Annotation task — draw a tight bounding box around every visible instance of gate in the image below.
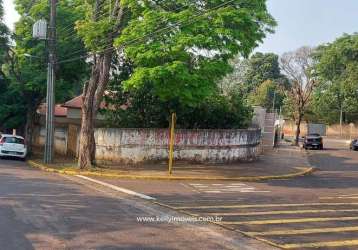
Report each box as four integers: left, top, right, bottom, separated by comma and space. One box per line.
67, 124, 79, 157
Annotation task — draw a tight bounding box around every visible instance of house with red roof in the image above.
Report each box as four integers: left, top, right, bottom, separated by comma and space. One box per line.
35, 95, 110, 156
61, 95, 107, 122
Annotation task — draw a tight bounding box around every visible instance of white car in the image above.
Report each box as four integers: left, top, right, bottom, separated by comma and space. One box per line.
0, 134, 27, 159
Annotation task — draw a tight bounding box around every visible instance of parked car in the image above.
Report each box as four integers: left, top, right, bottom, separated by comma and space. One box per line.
0, 134, 27, 159
351, 139, 358, 151
303, 133, 323, 150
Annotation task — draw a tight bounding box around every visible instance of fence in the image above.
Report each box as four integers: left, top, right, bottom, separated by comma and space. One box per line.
283, 120, 358, 139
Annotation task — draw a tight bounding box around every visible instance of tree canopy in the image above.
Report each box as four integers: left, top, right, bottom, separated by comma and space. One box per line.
99, 0, 277, 107
243, 52, 288, 93
0, 0, 89, 140
311, 33, 358, 124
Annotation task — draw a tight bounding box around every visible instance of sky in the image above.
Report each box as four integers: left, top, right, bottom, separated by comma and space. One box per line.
4, 0, 19, 31
3, 0, 358, 55
257, 0, 358, 54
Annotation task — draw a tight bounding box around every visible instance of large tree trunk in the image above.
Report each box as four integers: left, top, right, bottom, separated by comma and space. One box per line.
78, 53, 112, 169
77, 1, 124, 169
25, 107, 36, 155
294, 114, 303, 146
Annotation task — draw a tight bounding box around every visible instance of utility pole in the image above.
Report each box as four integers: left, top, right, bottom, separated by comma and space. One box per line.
44, 0, 57, 163
272, 91, 276, 112
340, 105, 343, 138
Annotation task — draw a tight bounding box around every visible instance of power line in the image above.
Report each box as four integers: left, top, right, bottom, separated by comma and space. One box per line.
59, 1, 193, 45
59, 0, 235, 64
58, 1, 233, 64
57, 0, 110, 35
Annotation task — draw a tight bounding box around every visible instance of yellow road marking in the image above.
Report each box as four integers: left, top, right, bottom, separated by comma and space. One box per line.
205, 208, 358, 216
247, 226, 358, 236
282, 240, 358, 249
175, 202, 358, 210
220, 216, 358, 225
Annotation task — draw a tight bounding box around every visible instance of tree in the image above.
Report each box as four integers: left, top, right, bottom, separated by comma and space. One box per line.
244, 52, 288, 93
218, 55, 248, 95
248, 79, 284, 111
76, 0, 276, 169
281, 46, 318, 145
7, 0, 88, 152
312, 33, 358, 124
219, 52, 288, 97
103, 82, 252, 129
0, 0, 14, 130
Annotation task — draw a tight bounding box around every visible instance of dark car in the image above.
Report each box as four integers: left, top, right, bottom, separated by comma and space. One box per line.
303, 133, 323, 150
351, 139, 358, 151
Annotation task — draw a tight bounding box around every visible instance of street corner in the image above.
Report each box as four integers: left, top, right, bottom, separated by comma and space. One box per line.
26, 158, 315, 183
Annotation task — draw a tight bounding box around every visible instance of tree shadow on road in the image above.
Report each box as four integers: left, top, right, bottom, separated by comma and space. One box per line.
0, 162, 235, 250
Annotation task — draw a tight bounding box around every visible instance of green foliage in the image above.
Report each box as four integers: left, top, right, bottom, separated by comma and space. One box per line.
219, 52, 288, 98
75, 0, 276, 129
0, 0, 22, 129
0, 0, 89, 130
311, 33, 358, 124
107, 0, 276, 107
103, 82, 252, 129
243, 52, 288, 93
248, 79, 284, 111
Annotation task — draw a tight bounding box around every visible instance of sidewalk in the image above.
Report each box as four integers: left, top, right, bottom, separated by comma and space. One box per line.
28, 144, 314, 181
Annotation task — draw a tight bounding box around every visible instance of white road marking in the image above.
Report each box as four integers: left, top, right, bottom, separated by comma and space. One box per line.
75, 175, 156, 200
320, 194, 358, 199
188, 183, 270, 193
321, 196, 358, 199
240, 190, 271, 193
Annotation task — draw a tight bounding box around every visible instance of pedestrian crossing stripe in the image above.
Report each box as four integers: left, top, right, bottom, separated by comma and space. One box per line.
247, 226, 358, 236
282, 239, 358, 249
175, 202, 358, 210
320, 194, 358, 199
320, 196, 358, 199
187, 183, 270, 193
221, 216, 358, 225
203, 208, 358, 216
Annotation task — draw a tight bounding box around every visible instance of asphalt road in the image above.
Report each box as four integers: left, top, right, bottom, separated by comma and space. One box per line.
0, 157, 274, 250
1, 138, 357, 249
94, 138, 358, 249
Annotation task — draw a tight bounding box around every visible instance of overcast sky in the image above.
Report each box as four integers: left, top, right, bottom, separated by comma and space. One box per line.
4, 0, 358, 55
4, 0, 19, 31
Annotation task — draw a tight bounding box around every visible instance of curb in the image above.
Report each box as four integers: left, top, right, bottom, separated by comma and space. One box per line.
27, 160, 315, 182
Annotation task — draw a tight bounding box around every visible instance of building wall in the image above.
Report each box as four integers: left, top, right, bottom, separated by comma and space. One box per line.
66, 108, 82, 119
37, 127, 68, 155
67, 108, 105, 120
94, 128, 261, 165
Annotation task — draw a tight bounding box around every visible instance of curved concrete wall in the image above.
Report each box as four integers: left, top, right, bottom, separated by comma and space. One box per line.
94, 128, 261, 165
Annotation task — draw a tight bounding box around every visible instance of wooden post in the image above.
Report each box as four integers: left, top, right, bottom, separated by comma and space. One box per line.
168, 113, 176, 175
